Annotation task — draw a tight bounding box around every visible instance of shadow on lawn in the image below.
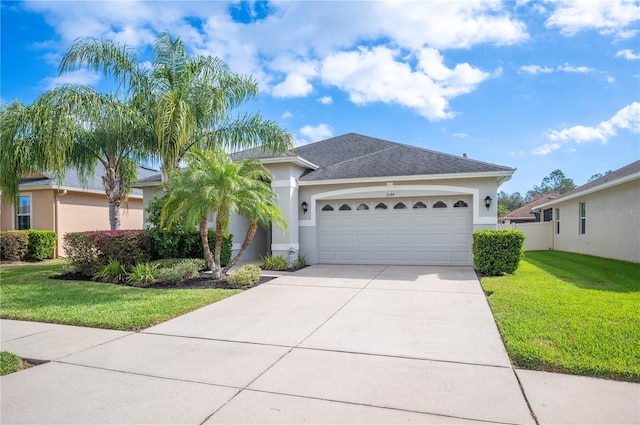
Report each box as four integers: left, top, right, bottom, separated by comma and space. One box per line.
524, 250, 640, 293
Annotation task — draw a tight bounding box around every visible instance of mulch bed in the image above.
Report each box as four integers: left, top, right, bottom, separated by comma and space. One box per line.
50, 271, 275, 290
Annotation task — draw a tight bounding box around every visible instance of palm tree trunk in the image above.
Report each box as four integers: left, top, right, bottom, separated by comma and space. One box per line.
102, 167, 122, 230
212, 214, 224, 279
223, 223, 257, 272
199, 215, 215, 272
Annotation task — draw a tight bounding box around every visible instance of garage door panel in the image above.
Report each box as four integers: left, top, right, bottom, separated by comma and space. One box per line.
318, 197, 472, 266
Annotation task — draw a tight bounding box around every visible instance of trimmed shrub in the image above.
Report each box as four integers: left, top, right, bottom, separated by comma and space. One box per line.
25, 230, 57, 260
472, 230, 525, 276
260, 254, 289, 271
63, 230, 152, 276
227, 264, 262, 288
0, 231, 29, 261
153, 258, 205, 283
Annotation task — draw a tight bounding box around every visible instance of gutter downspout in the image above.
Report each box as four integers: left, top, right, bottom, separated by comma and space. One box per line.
54, 190, 67, 258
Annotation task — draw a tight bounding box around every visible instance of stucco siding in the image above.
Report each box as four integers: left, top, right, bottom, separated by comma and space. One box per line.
552, 180, 639, 263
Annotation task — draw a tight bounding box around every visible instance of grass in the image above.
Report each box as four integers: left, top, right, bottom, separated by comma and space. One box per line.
481, 250, 640, 382
0, 260, 240, 331
0, 351, 26, 375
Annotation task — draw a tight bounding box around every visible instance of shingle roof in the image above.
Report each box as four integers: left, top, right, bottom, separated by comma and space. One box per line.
503, 193, 560, 220
555, 160, 640, 199
19, 164, 158, 196
235, 133, 514, 181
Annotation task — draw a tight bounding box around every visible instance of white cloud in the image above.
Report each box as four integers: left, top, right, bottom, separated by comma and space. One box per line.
533, 143, 561, 155
519, 65, 554, 74
317, 96, 333, 105
281, 111, 292, 119
557, 63, 593, 73
606, 75, 616, 83
321, 46, 494, 120
546, 0, 640, 37
615, 49, 640, 60
547, 102, 640, 143
451, 133, 469, 138
41, 69, 101, 89
271, 73, 314, 98
298, 124, 333, 145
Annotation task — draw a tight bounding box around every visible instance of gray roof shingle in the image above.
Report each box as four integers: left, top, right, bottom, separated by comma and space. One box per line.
233, 133, 514, 181
553, 160, 640, 200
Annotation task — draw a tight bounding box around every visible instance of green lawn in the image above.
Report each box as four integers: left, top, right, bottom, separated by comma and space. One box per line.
0, 260, 240, 331
0, 351, 26, 375
481, 250, 640, 382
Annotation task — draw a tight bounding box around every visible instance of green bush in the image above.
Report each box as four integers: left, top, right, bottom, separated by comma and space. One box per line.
261, 254, 289, 271
145, 197, 232, 265
0, 231, 29, 261
25, 230, 57, 260
227, 264, 262, 288
472, 230, 525, 276
94, 259, 127, 283
127, 263, 158, 287
294, 254, 307, 270
153, 258, 205, 283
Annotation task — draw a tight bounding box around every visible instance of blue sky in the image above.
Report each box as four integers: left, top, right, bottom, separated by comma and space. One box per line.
1, 0, 639, 194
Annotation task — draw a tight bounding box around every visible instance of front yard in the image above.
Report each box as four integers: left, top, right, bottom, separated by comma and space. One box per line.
481, 250, 640, 382
0, 261, 240, 331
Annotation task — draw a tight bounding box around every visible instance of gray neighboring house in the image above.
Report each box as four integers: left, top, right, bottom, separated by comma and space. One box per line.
134, 133, 515, 266
533, 160, 640, 263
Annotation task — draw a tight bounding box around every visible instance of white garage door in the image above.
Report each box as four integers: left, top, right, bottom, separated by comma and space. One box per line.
318, 197, 472, 266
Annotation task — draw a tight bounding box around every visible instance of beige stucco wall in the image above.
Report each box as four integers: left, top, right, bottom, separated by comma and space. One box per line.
551, 179, 639, 263
510, 222, 553, 251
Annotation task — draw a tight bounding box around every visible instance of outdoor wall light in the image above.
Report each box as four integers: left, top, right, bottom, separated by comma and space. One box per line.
301, 201, 309, 214
484, 196, 492, 209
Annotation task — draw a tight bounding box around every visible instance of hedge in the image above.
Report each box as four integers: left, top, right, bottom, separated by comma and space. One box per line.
25, 230, 57, 260
0, 231, 29, 261
472, 229, 525, 276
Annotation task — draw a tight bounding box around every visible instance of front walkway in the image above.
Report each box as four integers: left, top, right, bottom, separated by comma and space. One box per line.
1, 265, 638, 424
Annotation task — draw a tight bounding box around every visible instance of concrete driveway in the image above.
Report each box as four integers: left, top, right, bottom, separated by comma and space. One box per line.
2, 265, 535, 424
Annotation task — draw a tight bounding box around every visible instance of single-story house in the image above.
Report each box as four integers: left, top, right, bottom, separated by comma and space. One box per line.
0, 165, 157, 257
135, 133, 515, 266
533, 160, 640, 263
499, 193, 560, 224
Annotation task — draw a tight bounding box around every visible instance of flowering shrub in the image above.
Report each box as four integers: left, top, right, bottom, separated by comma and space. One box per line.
0, 231, 29, 261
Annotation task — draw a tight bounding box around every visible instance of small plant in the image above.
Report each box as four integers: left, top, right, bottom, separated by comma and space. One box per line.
127, 263, 158, 287
0, 351, 25, 376
293, 254, 307, 270
153, 258, 205, 283
260, 254, 288, 271
226, 264, 262, 288
94, 259, 127, 283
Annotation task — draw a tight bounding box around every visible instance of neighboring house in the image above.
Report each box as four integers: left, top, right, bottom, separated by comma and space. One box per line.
0, 165, 158, 257
135, 133, 515, 266
499, 193, 560, 224
533, 160, 640, 263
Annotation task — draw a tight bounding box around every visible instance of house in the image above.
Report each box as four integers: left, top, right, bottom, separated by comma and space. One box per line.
533, 160, 640, 263
136, 133, 515, 266
0, 165, 158, 257
499, 193, 560, 224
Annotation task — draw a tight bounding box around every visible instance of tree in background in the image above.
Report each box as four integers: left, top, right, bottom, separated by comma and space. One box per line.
525, 169, 576, 202
59, 31, 293, 184
587, 170, 612, 182
0, 85, 150, 229
161, 148, 279, 278
497, 191, 525, 215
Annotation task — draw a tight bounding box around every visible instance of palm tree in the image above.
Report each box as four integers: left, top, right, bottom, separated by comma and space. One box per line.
161, 148, 279, 278
59, 31, 293, 184
0, 85, 150, 229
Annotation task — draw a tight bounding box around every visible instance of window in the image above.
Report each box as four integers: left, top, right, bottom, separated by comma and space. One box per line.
579, 202, 586, 234
453, 200, 468, 208
339, 204, 352, 211
321, 204, 334, 211
375, 202, 388, 210
413, 201, 427, 209
543, 208, 553, 222
356, 203, 369, 210
433, 201, 447, 208
393, 202, 407, 210
555, 208, 560, 234
17, 195, 31, 230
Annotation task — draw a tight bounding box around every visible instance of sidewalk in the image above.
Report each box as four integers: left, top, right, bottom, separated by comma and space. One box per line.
1, 265, 639, 424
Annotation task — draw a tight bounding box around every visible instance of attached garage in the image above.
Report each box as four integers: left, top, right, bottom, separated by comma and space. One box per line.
318, 196, 473, 266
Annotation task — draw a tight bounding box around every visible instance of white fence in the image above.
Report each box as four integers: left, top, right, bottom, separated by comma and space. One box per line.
497, 222, 553, 251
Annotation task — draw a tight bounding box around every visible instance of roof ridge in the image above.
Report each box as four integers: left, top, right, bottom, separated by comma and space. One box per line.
315, 144, 397, 170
